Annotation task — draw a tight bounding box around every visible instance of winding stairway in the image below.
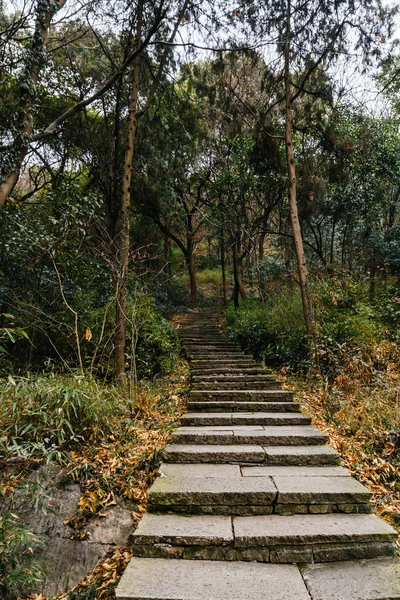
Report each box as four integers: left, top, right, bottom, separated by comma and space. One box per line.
117, 310, 400, 600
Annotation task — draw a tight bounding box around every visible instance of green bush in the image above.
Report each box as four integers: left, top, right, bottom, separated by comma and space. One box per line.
127, 293, 180, 378
0, 374, 121, 459
0, 513, 45, 599
225, 278, 399, 375
225, 293, 309, 370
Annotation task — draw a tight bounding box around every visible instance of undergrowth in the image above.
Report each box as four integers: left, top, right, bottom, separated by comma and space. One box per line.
1, 361, 190, 600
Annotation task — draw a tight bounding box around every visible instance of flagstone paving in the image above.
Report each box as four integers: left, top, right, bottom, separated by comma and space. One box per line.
116, 310, 400, 600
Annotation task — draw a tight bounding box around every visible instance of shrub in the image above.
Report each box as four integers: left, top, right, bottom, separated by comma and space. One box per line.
0, 374, 121, 459
225, 293, 309, 370
127, 293, 180, 379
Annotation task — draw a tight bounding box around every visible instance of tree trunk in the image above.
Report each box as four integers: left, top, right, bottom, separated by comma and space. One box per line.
114, 4, 143, 386
164, 233, 171, 300
186, 239, 197, 307
220, 230, 227, 305
232, 239, 241, 308
284, 0, 315, 340
0, 0, 67, 208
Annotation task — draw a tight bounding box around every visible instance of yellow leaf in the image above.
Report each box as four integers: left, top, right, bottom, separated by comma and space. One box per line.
85, 327, 93, 341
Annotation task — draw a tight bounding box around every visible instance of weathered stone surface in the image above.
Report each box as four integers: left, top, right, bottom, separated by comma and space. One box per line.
181, 413, 310, 427
264, 445, 341, 466
148, 474, 276, 507
85, 504, 134, 544
163, 444, 267, 464
132, 513, 233, 546
190, 390, 294, 402
241, 466, 350, 477
159, 463, 241, 479
312, 541, 395, 562
187, 401, 302, 413
117, 558, 311, 600
302, 557, 400, 599
34, 536, 108, 597
274, 476, 371, 505
233, 514, 396, 547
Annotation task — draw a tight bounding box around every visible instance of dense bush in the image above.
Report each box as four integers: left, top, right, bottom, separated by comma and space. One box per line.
225, 292, 309, 370
129, 292, 181, 378
225, 277, 400, 375
0, 375, 121, 459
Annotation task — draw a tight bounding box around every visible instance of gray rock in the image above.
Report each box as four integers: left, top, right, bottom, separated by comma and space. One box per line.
264, 445, 341, 466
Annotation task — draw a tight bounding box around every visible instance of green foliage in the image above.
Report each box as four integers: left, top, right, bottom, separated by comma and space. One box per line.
0, 513, 45, 600
128, 292, 180, 379
0, 375, 121, 459
225, 278, 399, 375
225, 294, 309, 370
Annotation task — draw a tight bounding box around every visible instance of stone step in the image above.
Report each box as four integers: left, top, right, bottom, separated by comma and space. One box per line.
159, 463, 350, 479
188, 354, 248, 360
163, 443, 341, 466
190, 390, 294, 402
302, 557, 400, 600
191, 368, 269, 376
147, 471, 372, 515
180, 412, 311, 426
187, 401, 302, 413
191, 380, 282, 390
171, 425, 328, 446
130, 513, 396, 563
192, 374, 276, 381
116, 558, 311, 600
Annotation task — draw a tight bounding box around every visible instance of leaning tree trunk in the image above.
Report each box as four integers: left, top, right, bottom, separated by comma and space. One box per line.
114, 3, 143, 386
284, 0, 315, 341
0, 0, 68, 208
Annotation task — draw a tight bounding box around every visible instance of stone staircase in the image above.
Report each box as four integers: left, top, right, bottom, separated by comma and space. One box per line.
116, 310, 400, 600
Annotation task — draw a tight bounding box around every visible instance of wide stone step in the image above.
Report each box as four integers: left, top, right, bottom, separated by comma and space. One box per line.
192, 368, 269, 376
130, 513, 396, 563
302, 557, 400, 600
190, 390, 294, 402
180, 412, 311, 426
163, 443, 341, 466
171, 425, 328, 446
187, 401, 302, 412
159, 463, 351, 479
191, 380, 282, 390
148, 471, 372, 515
192, 374, 276, 382
116, 558, 311, 600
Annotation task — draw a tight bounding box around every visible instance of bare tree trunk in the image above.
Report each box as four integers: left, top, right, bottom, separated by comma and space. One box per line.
114, 3, 143, 386
220, 230, 227, 305
164, 233, 171, 300
186, 238, 197, 307
0, 0, 67, 208
284, 0, 315, 340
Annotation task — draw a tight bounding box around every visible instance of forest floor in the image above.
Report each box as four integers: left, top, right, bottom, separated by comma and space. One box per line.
280, 370, 400, 548
1, 361, 190, 600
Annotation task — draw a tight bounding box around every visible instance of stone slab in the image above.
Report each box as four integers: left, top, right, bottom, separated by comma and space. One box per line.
163, 444, 266, 463
302, 557, 400, 599
181, 413, 310, 425
187, 402, 301, 413
159, 463, 241, 479
264, 445, 340, 466
274, 476, 371, 504
233, 514, 396, 547
116, 558, 311, 600
241, 466, 351, 477
132, 513, 233, 546
148, 474, 276, 506
172, 426, 327, 446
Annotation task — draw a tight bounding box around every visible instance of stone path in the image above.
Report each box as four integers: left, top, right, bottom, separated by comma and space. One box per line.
117, 310, 400, 600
